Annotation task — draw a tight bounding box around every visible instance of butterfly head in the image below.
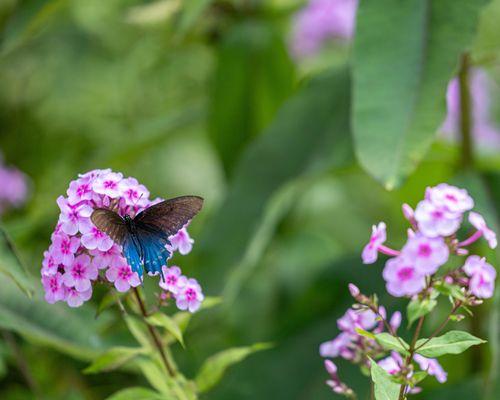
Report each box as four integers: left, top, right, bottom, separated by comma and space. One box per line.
123, 214, 136, 233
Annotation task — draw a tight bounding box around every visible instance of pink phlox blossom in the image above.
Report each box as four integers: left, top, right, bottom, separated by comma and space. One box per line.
414, 354, 447, 383
66, 286, 92, 308
159, 266, 183, 294
469, 211, 497, 249
56, 196, 93, 236
426, 184, 474, 214
175, 277, 204, 313
42, 273, 66, 304
169, 227, 194, 255
401, 233, 449, 275
362, 222, 387, 264
414, 199, 461, 238
463, 255, 496, 299
62, 254, 97, 292
383, 256, 426, 297
106, 259, 142, 292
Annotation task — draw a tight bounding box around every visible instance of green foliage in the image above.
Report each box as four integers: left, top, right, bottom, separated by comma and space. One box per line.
195, 343, 273, 393
209, 20, 295, 175
106, 387, 166, 400
407, 298, 438, 327
146, 312, 185, 347
374, 333, 409, 355
84, 347, 146, 374
370, 358, 401, 400
415, 330, 486, 358
353, 0, 488, 188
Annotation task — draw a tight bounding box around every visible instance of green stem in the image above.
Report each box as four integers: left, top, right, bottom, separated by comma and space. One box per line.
458, 53, 474, 169
415, 301, 461, 351
132, 288, 176, 377
398, 316, 425, 400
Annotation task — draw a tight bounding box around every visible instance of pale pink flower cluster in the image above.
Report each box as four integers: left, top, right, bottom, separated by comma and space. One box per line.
41, 169, 203, 309
0, 153, 29, 215
290, 0, 358, 58
159, 266, 204, 312
362, 184, 497, 298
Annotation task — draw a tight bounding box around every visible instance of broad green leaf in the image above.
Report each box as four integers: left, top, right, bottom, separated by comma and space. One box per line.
407, 298, 437, 327
353, 0, 489, 188
199, 68, 352, 291
374, 333, 409, 355
106, 387, 165, 400
415, 330, 486, 357
0, 280, 106, 360
370, 358, 401, 400
208, 20, 295, 175
195, 342, 272, 393
473, 0, 500, 60
137, 358, 172, 395
84, 347, 146, 374
0, 226, 34, 297
125, 316, 151, 349
146, 312, 184, 347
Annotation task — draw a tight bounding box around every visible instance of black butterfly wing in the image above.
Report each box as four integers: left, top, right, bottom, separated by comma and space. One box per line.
90, 208, 128, 245
134, 196, 204, 237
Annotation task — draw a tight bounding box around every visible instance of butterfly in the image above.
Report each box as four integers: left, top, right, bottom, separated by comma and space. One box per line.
90, 196, 203, 281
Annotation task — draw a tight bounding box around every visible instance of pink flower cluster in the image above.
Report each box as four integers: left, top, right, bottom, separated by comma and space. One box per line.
362, 184, 497, 298
441, 68, 500, 151
290, 0, 358, 59
320, 305, 401, 362
0, 153, 29, 215
41, 169, 203, 310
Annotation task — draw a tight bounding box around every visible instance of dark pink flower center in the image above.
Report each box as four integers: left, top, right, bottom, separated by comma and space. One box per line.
432, 210, 443, 219
50, 278, 59, 291
397, 267, 414, 282
61, 240, 70, 253
185, 288, 197, 301
418, 244, 432, 257
166, 275, 177, 285
445, 194, 457, 202
73, 264, 85, 278
118, 267, 132, 280
104, 180, 117, 189
77, 184, 90, 197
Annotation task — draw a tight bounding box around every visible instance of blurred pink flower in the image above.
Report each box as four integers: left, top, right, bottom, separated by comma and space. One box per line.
169, 227, 194, 255
426, 184, 474, 214
159, 266, 183, 294
0, 154, 29, 214
414, 354, 447, 383
383, 256, 426, 297
415, 200, 461, 238
441, 68, 500, 151
463, 255, 496, 298
401, 233, 449, 275
66, 286, 92, 308
468, 211, 497, 249
362, 222, 387, 264
176, 277, 204, 312
291, 0, 358, 58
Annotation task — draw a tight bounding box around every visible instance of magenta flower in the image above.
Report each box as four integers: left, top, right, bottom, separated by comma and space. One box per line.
426, 184, 474, 214
51, 233, 80, 267
414, 354, 447, 383
415, 200, 461, 238
42, 168, 203, 308
401, 233, 449, 275
320, 332, 353, 359
378, 351, 404, 375
469, 211, 497, 249
159, 266, 183, 294
337, 308, 377, 334
92, 171, 124, 198
291, 0, 358, 58
463, 256, 496, 299
62, 254, 97, 292
66, 286, 92, 308
106, 260, 142, 292
362, 222, 387, 264
175, 277, 204, 312
0, 154, 29, 214
80, 223, 114, 251
57, 196, 93, 236
383, 256, 426, 297
42, 273, 66, 304
169, 227, 194, 255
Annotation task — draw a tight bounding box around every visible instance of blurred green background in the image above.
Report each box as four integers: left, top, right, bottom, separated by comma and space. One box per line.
0, 0, 499, 399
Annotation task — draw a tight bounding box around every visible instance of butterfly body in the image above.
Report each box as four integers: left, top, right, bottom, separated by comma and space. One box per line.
91, 196, 203, 281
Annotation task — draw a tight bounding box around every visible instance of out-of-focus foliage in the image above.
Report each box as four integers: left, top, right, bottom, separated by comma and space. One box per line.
0, 0, 499, 399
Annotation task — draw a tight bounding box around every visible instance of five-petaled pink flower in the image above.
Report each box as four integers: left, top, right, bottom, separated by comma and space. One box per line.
106, 260, 142, 292
80, 223, 114, 251
92, 171, 123, 198
169, 227, 194, 255
175, 277, 204, 312
426, 183, 474, 214
57, 196, 93, 236
401, 233, 449, 275
51, 233, 80, 267
42, 250, 59, 276
66, 178, 93, 204
159, 266, 183, 294
415, 200, 461, 238
469, 211, 497, 249
62, 254, 97, 292
362, 222, 387, 264
383, 256, 426, 297
66, 286, 92, 308
118, 177, 150, 206
463, 255, 496, 298
42, 273, 66, 304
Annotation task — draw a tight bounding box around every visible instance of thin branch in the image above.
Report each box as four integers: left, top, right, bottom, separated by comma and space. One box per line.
132, 287, 176, 377
398, 316, 425, 400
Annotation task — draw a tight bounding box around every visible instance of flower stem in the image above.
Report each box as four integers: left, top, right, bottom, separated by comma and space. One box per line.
458, 52, 474, 169
132, 287, 176, 377
398, 316, 425, 400
457, 230, 483, 248
378, 245, 400, 257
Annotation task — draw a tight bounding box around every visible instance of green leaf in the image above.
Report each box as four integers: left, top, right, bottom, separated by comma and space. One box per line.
84, 347, 146, 374
0, 280, 106, 360
374, 333, 409, 355
106, 387, 165, 400
0, 226, 35, 297
208, 20, 295, 175
473, 0, 500, 60
198, 67, 352, 292
370, 358, 401, 400
125, 316, 151, 349
176, 0, 213, 37
434, 281, 466, 301
136, 359, 173, 395
355, 328, 376, 340
146, 312, 184, 347
407, 298, 438, 327
195, 342, 273, 393
353, 0, 489, 188
415, 330, 486, 357
411, 371, 428, 385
